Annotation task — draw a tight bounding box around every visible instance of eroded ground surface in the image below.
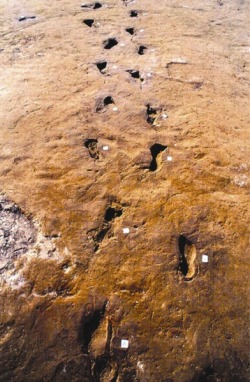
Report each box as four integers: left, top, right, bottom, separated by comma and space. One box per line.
0, 0, 249, 381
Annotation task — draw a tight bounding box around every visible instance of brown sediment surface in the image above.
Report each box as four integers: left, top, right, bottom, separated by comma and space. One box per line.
0, 0, 249, 380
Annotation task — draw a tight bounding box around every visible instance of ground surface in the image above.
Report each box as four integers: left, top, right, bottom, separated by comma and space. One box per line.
0, 0, 249, 381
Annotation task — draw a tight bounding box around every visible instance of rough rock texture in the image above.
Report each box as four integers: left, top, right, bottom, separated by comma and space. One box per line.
0, 0, 249, 381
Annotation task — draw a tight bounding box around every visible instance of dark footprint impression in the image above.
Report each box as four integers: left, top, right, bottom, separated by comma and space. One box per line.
103, 38, 118, 49
138, 45, 147, 55
84, 139, 99, 159
125, 27, 135, 35
178, 235, 198, 281
18, 16, 36, 22
81, 2, 102, 9
146, 104, 159, 125
96, 96, 115, 112
149, 143, 167, 172
130, 10, 139, 17
83, 19, 95, 27
92, 202, 123, 251
126, 70, 144, 82
96, 61, 107, 74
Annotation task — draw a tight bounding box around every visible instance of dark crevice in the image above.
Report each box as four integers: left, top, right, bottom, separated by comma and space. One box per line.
125, 27, 135, 35
96, 61, 107, 74
78, 302, 107, 353
83, 19, 94, 27
146, 104, 158, 125
138, 45, 147, 55
149, 143, 167, 172
84, 139, 99, 159
130, 10, 138, 17
103, 38, 118, 49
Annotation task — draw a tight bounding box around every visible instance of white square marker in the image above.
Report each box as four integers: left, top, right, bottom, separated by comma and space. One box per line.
120, 43, 125, 47
162, 113, 168, 119
121, 339, 129, 349
112, 65, 118, 69
139, 29, 144, 32
167, 156, 173, 161
147, 73, 152, 77
113, 106, 118, 112
202, 254, 209, 263
102, 145, 109, 151
122, 227, 130, 234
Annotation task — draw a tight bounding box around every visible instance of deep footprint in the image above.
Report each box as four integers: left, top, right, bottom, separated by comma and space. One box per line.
130, 10, 138, 17
84, 139, 99, 159
103, 38, 118, 49
146, 104, 158, 125
83, 19, 94, 27
78, 301, 107, 352
178, 235, 198, 281
96, 61, 107, 74
138, 45, 147, 55
96, 96, 114, 112
125, 27, 135, 35
149, 144, 167, 171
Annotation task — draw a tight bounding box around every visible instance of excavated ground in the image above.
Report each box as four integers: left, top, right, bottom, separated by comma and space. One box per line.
0, 0, 249, 381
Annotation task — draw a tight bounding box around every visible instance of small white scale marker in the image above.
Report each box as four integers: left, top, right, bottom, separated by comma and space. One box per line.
113, 106, 118, 112
167, 156, 173, 161
162, 113, 168, 119
102, 146, 109, 151
123, 227, 130, 234
202, 254, 209, 263
147, 73, 152, 77
120, 43, 125, 47
121, 339, 129, 349
139, 29, 144, 32
112, 65, 118, 69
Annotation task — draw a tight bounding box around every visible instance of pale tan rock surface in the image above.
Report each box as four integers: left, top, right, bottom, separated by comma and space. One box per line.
0, 0, 249, 381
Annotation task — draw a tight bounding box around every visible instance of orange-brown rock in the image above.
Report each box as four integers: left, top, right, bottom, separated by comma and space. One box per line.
0, 0, 249, 381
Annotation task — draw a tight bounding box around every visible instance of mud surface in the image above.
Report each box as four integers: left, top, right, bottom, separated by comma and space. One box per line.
0, 0, 249, 381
